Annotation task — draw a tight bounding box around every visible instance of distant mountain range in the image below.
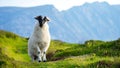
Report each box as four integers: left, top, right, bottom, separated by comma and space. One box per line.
0, 1, 120, 43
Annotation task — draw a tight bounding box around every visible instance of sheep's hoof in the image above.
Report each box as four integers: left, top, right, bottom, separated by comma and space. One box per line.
38, 60, 41, 62
43, 60, 47, 62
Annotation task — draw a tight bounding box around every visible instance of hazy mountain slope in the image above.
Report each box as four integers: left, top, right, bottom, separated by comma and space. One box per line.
0, 2, 120, 43
61, 2, 120, 42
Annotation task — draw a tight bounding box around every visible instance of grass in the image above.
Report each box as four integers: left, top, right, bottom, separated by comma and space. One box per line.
0, 30, 120, 68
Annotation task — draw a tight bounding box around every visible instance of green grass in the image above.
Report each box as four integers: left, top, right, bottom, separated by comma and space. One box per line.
0, 30, 120, 68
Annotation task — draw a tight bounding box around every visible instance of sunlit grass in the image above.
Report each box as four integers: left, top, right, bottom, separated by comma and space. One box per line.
0, 30, 120, 68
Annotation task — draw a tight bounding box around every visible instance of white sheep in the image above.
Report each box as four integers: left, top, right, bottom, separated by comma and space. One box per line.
28, 15, 51, 62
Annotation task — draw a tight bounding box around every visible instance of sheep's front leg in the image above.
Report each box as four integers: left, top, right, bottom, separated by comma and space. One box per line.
43, 44, 50, 62
43, 51, 47, 62
37, 46, 42, 62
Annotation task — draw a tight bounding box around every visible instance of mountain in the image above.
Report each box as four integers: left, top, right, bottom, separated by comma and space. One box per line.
0, 2, 120, 43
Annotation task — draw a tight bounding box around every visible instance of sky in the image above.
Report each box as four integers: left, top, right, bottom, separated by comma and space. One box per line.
0, 0, 120, 11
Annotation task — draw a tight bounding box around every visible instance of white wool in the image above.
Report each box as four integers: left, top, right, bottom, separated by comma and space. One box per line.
28, 20, 50, 62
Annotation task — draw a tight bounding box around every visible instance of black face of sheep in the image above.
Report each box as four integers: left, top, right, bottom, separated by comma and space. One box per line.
35, 15, 50, 27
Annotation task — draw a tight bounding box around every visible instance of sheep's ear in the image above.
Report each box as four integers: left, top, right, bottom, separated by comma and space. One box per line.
43, 16, 50, 22
34, 15, 43, 20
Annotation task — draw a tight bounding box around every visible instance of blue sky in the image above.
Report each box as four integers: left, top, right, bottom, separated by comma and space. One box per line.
0, 0, 120, 11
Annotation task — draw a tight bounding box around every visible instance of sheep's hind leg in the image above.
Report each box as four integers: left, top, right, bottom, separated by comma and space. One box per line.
30, 55, 35, 62
37, 46, 42, 62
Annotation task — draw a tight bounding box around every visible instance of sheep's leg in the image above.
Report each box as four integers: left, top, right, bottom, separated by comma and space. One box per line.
32, 56, 35, 62
43, 43, 50, 62
30, 54, 35, 62
37, 46, 42, 62
43, 51, 47, 62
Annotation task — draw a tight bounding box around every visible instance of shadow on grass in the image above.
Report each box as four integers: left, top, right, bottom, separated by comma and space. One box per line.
46, 52, 65, 61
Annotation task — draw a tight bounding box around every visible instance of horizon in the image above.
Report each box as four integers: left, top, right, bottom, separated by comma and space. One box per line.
0, 0, 120, 11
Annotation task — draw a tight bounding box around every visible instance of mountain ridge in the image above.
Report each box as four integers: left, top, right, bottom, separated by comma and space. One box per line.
0, 1, 120, 43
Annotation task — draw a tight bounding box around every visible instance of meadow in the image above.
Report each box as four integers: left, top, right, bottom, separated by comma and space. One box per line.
0, 30, 120, 68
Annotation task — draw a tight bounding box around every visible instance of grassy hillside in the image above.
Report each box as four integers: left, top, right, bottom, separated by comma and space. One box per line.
0, 30, 120, 68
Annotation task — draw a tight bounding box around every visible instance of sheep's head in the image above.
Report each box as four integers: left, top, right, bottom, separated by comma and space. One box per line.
35, 15, 50, 27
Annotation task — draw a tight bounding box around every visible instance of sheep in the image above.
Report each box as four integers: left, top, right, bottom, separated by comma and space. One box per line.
28, 15, 51, 62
